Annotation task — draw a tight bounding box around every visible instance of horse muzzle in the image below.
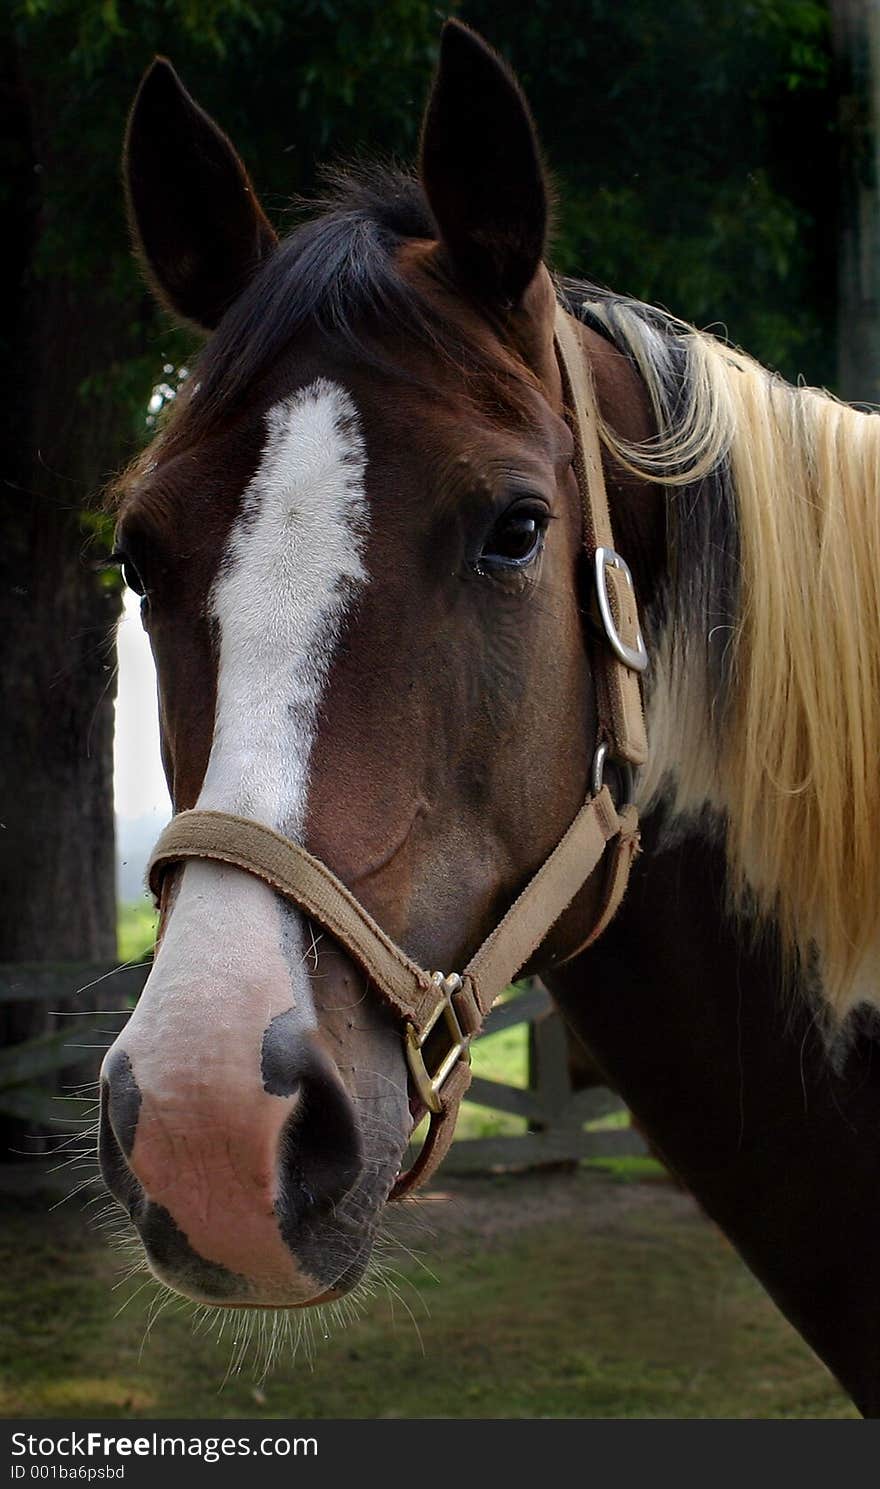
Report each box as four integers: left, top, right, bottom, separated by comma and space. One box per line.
100, 1028, 377, 1305
97, 870, 407, 1307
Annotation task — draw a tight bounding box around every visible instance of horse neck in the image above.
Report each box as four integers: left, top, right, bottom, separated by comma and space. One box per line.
545, 818, 880, 1418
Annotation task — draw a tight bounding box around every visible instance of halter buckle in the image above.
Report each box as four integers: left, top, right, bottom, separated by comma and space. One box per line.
592, 740, 635, 807
595, 547, 648, 673
405, 972, 471, 1115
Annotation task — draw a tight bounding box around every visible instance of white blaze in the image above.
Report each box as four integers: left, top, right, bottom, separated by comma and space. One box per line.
198, 378, 368, 833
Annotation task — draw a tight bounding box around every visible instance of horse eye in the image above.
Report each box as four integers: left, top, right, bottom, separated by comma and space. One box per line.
111, 550, 146, 597
480, 505, 549, 570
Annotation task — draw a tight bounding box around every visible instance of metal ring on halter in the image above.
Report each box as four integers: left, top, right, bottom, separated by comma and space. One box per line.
591, 740, 635, 807
594, 547, 649, 673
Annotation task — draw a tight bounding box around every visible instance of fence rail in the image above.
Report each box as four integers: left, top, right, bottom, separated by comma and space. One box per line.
0, 961, 151, 1132
441, 982, 646, 1172
0, 963, 644, 1177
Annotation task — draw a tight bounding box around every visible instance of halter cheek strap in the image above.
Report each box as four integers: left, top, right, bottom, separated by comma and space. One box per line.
146, 305, 649, 1199
553, 307, 648, 767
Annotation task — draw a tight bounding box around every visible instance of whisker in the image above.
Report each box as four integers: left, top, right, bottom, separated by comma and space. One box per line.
74, 960, 150, 999
49, 1007, 130, 1016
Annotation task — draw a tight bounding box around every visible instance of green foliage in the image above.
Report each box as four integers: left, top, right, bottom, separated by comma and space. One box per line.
11, 0, 442, 262
8, 0, 838, 447
117, 898, 157, 962
7, 0, 445, 461
463, 0, 836, 383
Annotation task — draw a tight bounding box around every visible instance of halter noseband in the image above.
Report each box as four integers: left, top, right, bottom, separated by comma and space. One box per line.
147, 305, 649, 1199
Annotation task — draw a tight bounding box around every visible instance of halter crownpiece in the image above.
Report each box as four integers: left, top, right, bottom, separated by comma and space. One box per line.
147, 305, 649, 1198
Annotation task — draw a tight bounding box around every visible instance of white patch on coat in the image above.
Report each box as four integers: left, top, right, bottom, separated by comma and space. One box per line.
635, 616, 726, 839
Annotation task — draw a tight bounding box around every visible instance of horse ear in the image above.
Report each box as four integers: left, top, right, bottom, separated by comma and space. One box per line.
124, 58, 277, 331
419, 21, 548, 308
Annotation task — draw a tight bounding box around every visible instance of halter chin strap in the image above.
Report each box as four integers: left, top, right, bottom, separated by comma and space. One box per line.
146, 305, 649, 1200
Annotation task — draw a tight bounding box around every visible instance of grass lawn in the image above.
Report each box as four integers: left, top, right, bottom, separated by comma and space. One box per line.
458, 1017, 528, 1140
0, 1172, 854, 1419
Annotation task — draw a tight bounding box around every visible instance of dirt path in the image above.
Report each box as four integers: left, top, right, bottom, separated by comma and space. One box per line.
388, 1166, 695, 1253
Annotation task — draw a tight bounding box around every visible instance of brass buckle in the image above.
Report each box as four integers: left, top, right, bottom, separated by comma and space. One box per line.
405, 972, 471, 1115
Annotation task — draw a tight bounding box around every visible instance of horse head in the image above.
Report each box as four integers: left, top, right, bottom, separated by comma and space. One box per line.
99, 23, 660, 1308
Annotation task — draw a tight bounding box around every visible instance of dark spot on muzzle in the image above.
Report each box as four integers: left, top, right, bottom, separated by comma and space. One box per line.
139, 1203, 250, 1301
260, 1010, 366, 1283
261, 1007, 303, 1096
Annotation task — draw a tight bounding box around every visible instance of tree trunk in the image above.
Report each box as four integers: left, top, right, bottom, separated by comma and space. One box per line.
830, 0, 880, 401
0, 46, 135, 1157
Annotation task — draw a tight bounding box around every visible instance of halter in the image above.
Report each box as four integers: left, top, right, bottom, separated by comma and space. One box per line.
147, 305, 649, 1199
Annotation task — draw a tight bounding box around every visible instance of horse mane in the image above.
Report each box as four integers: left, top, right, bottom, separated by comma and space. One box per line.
561, 279, 880, 1023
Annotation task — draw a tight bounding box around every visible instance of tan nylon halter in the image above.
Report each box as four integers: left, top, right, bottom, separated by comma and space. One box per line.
147, 305, 649, 1199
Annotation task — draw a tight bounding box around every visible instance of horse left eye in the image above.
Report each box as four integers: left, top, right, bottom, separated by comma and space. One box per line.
480, 506, 548, 569
111, 550, 146, 597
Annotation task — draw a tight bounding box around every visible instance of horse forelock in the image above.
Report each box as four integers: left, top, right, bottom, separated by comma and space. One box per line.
106, 164, 541, 516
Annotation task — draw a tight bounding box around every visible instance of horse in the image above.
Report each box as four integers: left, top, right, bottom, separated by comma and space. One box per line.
100, 20, 880, 1410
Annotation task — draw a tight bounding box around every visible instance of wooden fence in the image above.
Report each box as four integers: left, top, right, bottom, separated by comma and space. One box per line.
442, 981, 646, 1172
0, 964, 644, 1178
0, 961, 150, 1134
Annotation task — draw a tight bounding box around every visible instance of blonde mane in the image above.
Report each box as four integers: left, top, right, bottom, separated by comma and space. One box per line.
575, 290, 880, 1023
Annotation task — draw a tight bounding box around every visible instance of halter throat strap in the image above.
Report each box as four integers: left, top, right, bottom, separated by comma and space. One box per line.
146, 305, 648, 1199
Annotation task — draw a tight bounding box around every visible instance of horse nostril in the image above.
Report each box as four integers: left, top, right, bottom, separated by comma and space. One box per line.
98, 1047, 146, 1218
102, 1047, 142, 1157
98, 1077, 145, 1220
276, 1044, 363, 1235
